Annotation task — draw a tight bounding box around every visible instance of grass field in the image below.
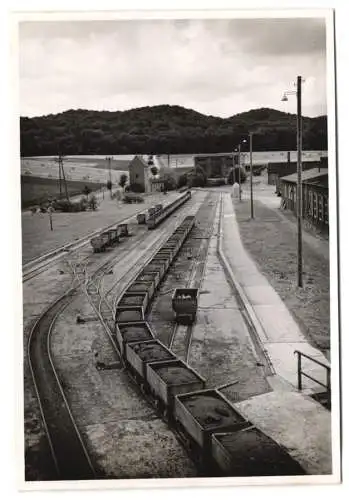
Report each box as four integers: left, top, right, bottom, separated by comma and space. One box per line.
21, 175, 102, 209
234, 199, 330, 355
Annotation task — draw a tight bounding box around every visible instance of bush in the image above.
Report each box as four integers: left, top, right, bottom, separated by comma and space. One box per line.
228, 166, 247, 185
190, 175, 206, 187
129, 182, 145, 193
52, 198, 88, 213
163, 174, 177, 191
88, 194, 98, 210
123, 193, 144, 204
119, 174, 128, 189
150, 165, 158, 176
177, 173, 188, 189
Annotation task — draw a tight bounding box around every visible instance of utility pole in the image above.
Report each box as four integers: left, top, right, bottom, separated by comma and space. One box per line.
60, 155, 70, 202
55, 153, 69, 201
238, 144, 241, 201
106, 156, 112, 198
296, 75, 303, 288
249, 132, 254, 219
282, 75, 304, 288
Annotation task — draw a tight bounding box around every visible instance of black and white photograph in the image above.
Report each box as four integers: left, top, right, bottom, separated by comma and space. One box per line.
12, 6, 341, 490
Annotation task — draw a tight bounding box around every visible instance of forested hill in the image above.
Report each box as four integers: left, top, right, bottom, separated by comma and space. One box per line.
20, 105, 327, 156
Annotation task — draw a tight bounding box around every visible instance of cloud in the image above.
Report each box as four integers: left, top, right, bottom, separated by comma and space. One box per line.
19, 17, 327, 118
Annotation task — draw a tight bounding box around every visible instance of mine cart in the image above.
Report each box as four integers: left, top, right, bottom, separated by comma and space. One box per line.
137, 213, 146, 224
117, 223, 129, 237
172, 288, 199, 324
90, 234, 109, 253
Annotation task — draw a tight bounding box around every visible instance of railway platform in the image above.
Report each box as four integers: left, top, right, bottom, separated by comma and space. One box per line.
220, 192, 330, 394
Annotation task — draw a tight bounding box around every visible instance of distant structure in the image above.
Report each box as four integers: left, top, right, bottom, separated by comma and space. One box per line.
194, 153, 239, 184
128, 156, 151, 193
267, 160, 321, 193
280, 167, 328, 233
150, 178, 165, 192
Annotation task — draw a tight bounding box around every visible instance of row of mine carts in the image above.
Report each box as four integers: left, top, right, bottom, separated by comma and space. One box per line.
147, 190, 191, 229
90, 223, 130, 253
90, 190, 192, 253
112, 214, 303, 477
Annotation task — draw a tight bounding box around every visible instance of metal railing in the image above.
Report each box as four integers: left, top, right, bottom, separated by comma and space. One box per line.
295, 350, 331, 402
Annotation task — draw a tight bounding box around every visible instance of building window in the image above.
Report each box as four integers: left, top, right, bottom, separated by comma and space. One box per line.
313, 192, 318, 219
318, 195, 324, 222
135, 174, 139, 179
308, 191, 313, 217
324, 197, 329, 224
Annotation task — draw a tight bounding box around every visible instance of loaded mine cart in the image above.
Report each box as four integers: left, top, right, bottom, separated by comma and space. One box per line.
117, 223, 130, 238
172, 288, 199, 324
115, 306, 144, 324
125, 339, 176, 384
90, 233, 109, 253
117, 292, 149, 312
173, 389, 250, 460
115, 321, 154, 357
211, 426, 305, 477
104, 228, 119, 245
146, 358, 206, 419
137, 213, 146, 224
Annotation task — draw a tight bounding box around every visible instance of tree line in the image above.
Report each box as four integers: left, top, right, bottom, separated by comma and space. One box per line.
20, 105, 327, 157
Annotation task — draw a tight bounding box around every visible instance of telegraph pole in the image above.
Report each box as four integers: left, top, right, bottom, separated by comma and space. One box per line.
296, 76, 303, 288
249, 132, 254, 219
238, 144, 241, 201
60, 155, 70, 202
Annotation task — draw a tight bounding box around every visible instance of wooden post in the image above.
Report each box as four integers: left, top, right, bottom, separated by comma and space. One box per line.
250, 132, 254, 219
238, 144, 241, 201
297, 76, 303, 288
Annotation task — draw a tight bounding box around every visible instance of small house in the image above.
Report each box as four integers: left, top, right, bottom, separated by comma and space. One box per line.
128, 156, 151, 193
280, 168, 328, 232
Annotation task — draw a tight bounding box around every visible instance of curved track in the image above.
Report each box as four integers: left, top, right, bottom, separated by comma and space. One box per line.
27, 193, 201, 479
28, 290, 96, 480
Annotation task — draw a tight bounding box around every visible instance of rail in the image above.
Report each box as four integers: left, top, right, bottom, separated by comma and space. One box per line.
294, 349, 331, 400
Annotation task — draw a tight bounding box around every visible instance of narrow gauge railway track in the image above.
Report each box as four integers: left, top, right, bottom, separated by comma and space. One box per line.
27, 192, 201, 480
167, 193, 221, 361
28, 290, 96, 480
80, 192, 203, 356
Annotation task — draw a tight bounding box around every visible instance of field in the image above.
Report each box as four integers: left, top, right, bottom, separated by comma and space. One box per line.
21, 175, 102, 209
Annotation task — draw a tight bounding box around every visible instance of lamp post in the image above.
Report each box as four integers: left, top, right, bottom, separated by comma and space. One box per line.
282, 75, 304, 287
249, 132, 254, 219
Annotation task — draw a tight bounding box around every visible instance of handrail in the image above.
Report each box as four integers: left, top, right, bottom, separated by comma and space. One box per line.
294, 350, 331, 402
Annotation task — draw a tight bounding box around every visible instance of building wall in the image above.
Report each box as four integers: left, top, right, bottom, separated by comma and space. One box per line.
280, 180, 329, 231
194, 155, 237, 179
128, 156, 151, 192
151, 181, 164, 192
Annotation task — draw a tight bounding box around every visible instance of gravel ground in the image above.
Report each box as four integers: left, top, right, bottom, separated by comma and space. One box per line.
51, 292, 198, 479
22, 261, 74, 481
233, 199, 330, 354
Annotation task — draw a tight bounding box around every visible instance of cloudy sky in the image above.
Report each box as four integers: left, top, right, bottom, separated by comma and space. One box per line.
19, 17, 327, 118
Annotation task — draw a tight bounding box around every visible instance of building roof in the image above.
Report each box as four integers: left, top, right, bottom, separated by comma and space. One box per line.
128, 155, 149, 171
268, 160, 318, 175
194, 153, 236, 159
280, 168, 328, 187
